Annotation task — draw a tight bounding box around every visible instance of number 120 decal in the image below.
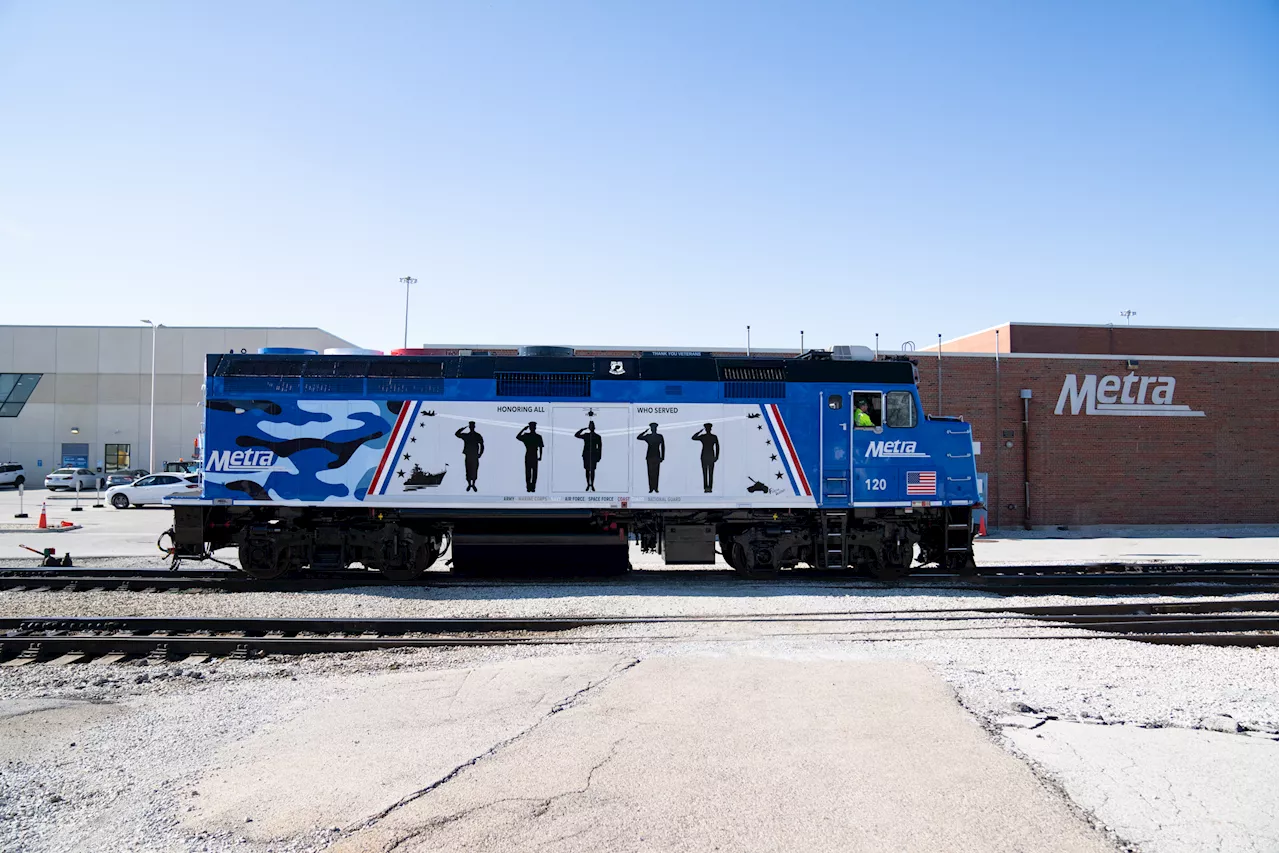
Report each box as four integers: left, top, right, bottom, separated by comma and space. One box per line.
864, 478, 887, 491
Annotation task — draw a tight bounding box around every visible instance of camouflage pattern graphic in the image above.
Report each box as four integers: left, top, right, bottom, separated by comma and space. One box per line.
202, 399, 400, 502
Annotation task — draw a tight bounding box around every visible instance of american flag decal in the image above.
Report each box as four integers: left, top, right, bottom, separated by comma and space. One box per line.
906, 471, 937, 495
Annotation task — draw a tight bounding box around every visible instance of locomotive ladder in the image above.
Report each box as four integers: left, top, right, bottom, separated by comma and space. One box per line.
818, 511, 849, 569
942, 507, 973, 564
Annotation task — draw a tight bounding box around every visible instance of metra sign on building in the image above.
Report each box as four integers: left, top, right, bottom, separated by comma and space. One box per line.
914, 323, 1278, 527
421, 322, 1278, 528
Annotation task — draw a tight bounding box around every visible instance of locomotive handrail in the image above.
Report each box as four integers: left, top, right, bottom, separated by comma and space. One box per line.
946, 476, 973, 482
945, 428, 971, 435
947, 452, 972, 459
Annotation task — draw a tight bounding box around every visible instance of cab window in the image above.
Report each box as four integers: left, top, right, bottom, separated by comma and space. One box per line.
852, 392, 882, 428
885, 391, 918, 428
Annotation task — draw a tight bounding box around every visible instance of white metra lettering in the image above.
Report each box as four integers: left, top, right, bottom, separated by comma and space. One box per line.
1054, 374, 1203, 417
1120, 373, 1138, 404
1096, 375, 1121, 404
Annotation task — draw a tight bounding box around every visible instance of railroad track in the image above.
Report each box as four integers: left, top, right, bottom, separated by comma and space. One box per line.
1, 599, 1275, 664
0, 562, 1275, 596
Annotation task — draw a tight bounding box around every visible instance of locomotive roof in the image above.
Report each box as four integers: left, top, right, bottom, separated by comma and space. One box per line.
207, 353, 917, 384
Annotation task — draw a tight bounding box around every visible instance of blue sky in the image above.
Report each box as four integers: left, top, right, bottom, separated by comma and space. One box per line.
1, 1, 1275, 352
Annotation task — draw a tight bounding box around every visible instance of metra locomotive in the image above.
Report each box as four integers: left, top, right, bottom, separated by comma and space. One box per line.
169, 348, 980, 580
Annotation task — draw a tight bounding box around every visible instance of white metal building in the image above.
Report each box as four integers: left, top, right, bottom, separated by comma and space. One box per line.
0, 325, 355, 480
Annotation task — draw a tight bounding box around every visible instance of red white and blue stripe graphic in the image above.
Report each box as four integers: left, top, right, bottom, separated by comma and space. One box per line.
760, 403, 812, 498
368, 401, 420, 496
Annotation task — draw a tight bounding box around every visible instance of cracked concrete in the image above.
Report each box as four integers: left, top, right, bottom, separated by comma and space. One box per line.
182, 654, 638, 842
1006, 720, 1278, 853
327, 657, 1115, 853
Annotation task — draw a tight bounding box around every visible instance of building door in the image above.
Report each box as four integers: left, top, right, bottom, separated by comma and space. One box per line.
105, 444, 131, 473
61, 443, 89, 468
819, 392, 852, 505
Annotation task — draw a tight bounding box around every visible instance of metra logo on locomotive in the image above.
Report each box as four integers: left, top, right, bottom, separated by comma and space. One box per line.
206, 449, 278, 472
865, 440, 929, 458
1054, 374, 1206, 417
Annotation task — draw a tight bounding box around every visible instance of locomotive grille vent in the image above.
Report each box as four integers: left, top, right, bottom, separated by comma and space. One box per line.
495, 372, 591, 398
724, 381, 785, 399
721, 366, 786, 381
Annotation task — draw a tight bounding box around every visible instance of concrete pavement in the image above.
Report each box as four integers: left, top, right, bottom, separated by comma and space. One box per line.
187, 655, 1115, 853
1007, 720, 1278, 853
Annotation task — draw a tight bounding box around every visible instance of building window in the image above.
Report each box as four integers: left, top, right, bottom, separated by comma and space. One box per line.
0, 374, 42, 417
885, 391, 918, 428
105, 444, 131, 472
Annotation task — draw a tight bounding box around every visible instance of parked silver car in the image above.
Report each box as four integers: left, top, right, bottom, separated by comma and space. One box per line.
44, 467, 99, 491
105, 469, 150, 488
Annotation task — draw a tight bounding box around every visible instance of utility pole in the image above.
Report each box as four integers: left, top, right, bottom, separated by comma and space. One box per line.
400, 276, 417, 349
141, 320, 160, 472
746, 325, 751, 357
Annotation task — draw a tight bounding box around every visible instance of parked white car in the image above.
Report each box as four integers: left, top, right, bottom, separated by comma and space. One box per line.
0, 463, 26, 489
44, 467, 99, 491
107, 473, 200, 508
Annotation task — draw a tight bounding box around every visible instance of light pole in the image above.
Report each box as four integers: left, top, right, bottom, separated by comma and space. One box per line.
400, 276, 417, 349
141, 320, 160, 472
1120, 310, 1137, 326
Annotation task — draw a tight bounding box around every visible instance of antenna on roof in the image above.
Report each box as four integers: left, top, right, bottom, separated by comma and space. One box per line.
746, 325, 751, 357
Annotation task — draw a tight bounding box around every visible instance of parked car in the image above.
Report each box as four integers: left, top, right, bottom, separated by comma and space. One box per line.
104, 469, 150, 488
106, 473, 200, 508
44, 467, 98, 491
0, 463, 25, 489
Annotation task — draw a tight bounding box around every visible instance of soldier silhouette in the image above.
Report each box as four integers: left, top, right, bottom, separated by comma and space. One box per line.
692, 423, 719, 492
454, 421, 484, 492
636, 422, 665, 493
574, 421, 603, 491
516, 422, 544, 492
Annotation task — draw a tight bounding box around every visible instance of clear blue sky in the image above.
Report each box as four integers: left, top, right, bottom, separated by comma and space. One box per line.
1, 1, 1275, 352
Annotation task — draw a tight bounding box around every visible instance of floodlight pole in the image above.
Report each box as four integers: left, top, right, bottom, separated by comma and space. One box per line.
400, 276, 417, 349
142, 320, 160, 472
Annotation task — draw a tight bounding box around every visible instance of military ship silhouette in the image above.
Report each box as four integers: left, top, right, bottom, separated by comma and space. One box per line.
404, 463, 447, 490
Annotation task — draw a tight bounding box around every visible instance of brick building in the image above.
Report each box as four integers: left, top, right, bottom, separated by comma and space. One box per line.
916, 323, 1278, 528
415, 322, 1278, 528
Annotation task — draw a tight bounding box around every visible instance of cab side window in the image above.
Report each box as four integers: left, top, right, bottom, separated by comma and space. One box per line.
852, 393, 882, 428
885, 391, 918, 428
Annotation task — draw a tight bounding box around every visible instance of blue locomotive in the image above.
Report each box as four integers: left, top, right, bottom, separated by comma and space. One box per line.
170, 348, 980, 579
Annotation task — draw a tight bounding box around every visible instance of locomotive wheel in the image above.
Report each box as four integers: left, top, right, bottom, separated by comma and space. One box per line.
717, 526, 740, 570
947, 552, 978, 576
378, 539, 438, 582
732, 541, 780, 580
238, 539, 293, 580
880, 539, 914, 575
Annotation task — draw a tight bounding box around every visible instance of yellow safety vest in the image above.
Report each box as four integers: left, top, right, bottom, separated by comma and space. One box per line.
854, 410, 874, 427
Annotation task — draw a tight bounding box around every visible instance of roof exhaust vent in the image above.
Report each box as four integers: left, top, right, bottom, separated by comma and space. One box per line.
831, 345, 875, 361
518, 345, 575, 357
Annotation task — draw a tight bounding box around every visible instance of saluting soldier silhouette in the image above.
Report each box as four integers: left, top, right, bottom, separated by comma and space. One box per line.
691, 423, 719, 492
574, 421, 603, 491
454, 421, 485, 492
637, 423, 665, 493
516, 422, 544, 492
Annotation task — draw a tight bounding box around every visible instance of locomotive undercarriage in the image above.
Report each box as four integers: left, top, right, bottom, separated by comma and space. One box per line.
173, 504, 975, 581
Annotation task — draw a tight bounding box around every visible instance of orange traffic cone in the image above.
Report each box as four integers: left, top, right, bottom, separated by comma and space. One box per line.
37, 502, 47, 529
978, 514, 988, 537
